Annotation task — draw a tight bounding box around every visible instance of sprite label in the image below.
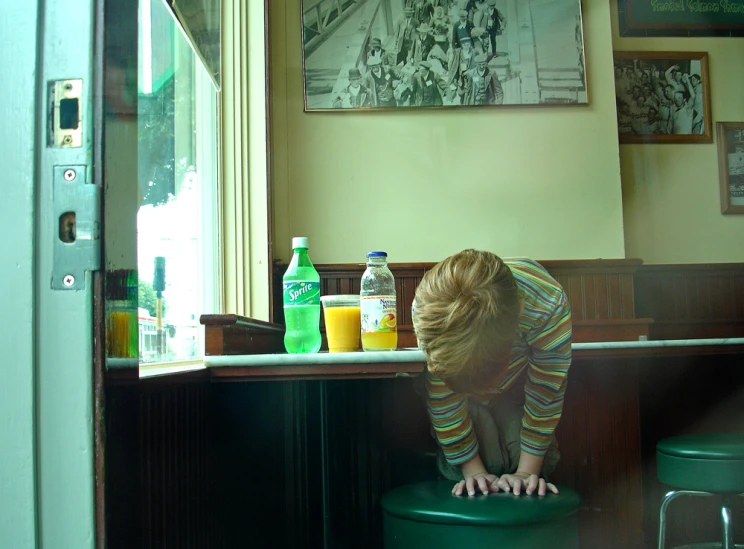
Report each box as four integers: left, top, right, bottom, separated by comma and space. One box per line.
283, 281, 320, 307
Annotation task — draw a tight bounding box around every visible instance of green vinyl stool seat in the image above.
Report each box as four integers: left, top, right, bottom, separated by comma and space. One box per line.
656, 432, 744, 549
381, 480, 581, 549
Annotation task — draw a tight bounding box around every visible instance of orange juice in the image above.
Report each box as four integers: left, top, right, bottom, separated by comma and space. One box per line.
361, 331, 398, 351
323, 305, 361, 352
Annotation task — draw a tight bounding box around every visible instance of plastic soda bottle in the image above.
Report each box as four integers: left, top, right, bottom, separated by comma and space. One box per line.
283, 237, 322, 354
360, 251, 398, 351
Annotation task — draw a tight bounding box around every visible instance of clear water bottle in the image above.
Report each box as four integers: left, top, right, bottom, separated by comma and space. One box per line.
360, 251, 398, 351
283, 237, 322, 354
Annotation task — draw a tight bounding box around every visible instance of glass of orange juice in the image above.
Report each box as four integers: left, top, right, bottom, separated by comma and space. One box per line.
320, 295, 361, 353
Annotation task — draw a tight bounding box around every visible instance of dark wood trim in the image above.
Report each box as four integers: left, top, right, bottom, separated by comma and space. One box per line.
93, 271, 107, 549
208, 362, 423, 382
105, 367, 209, 385
201, 314, 285, 355
289, 258, 644, 273
200, 313, 284, 329
637, 263, 744, 273
573, 318, 652, 342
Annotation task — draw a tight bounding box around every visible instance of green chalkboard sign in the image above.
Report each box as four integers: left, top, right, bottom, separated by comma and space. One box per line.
619, 0, 744, 36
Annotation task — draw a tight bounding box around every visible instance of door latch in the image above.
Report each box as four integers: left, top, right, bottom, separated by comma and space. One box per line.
49, 79, 83, 148
52, 166, 100, 290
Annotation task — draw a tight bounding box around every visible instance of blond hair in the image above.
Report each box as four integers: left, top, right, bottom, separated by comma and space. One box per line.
413, 250, 520, 394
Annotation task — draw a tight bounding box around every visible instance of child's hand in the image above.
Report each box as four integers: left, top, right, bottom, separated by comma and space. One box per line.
495, 472, 558, 496
452, 472, 499, 497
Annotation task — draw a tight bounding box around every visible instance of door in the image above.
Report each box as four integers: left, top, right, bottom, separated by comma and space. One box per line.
1, 0, 221, 545
1, 0, 97, 547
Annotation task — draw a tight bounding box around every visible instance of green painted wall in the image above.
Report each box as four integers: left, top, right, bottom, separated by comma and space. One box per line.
269, 0, 627, 264
268, 0, 744, 265
611, 0, 744, 264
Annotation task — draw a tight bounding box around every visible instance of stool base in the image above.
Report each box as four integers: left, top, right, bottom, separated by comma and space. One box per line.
671, 541, 744, 549
659, 490, 742, 549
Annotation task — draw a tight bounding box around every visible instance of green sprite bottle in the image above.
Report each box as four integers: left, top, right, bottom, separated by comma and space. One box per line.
282, 237, 322, 354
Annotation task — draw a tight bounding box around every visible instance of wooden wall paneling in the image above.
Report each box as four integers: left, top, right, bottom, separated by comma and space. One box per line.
606, 273, 620, 319
711, 275, 725, 319
323, 380, 389, 549
562, 274, 588, 321
551, 364, 593, 546
105, 385, 142, 549
282, 381, 317, 549
546, 260, 642, 322
139, 383, 213, 548
105, 382, 218, 549
595, 275, 609, 319
209, 381, 305, 548
272, 259, 651, 347
635, 264, 744, 340
558, 360, 644, 549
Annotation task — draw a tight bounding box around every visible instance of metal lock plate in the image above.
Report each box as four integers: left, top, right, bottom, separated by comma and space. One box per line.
52, 166, 100, 290
49, 79, 83, 148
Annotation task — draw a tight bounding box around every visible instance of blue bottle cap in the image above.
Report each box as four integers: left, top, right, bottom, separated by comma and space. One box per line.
367, 251, 387, 258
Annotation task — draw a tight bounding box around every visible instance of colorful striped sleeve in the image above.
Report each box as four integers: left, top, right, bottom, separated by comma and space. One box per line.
520, 292, 572, 456
425, 370, 479, 465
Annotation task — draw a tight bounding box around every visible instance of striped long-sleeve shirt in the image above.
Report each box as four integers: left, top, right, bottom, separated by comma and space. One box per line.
426, 258, 572, 465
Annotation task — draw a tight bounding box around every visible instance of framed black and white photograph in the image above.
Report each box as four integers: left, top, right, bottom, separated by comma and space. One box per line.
613, 51, 712, 144
717, 122, 744, 215
301, 0, 588, 111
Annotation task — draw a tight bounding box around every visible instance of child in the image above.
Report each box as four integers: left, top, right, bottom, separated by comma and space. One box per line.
412, 250, 571, 497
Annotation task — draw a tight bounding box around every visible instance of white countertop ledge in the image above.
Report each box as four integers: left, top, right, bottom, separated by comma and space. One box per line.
203, 337, 744, 368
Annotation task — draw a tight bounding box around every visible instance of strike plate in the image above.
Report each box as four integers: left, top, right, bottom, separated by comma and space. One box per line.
52, 166, 100, 290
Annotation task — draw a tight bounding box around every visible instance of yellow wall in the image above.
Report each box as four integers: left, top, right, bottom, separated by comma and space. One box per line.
269, 0, 626, 263
610, 0, 744, 264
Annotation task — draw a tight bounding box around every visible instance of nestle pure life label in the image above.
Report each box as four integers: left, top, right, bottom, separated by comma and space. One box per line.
283, 281, 320, 307
361, 295, 397, 334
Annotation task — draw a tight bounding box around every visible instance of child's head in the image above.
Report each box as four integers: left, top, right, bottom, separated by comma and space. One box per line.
412, 250, 520, 394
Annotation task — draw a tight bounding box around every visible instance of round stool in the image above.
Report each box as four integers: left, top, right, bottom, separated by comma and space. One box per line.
657, 432, 744, 549
381, 480, 581, 549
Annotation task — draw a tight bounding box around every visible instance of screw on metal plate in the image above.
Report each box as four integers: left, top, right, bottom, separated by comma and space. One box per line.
63, 169, 76, 181
63, 274, 75, 287
62, 135, 73, 145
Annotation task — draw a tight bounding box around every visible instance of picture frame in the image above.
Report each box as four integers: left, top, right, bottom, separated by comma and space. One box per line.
716, 122, 744, 215
300, 0, 588, 112
617, 0, 744, 38
613, 51, 712, 144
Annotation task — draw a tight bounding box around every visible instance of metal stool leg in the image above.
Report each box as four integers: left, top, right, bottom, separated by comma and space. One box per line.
721, 495, 734, 549
658, 490, 713, 549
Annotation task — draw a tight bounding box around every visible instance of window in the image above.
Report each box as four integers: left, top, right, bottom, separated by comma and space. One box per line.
135, 0, 220, 364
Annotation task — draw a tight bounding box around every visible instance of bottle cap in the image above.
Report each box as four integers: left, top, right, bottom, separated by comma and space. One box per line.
292, 237, 309, 249
367, 251, 387, 258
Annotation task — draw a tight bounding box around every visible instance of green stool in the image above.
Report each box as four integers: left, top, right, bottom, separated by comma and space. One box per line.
657, 432, 744, 549
381, 480, 581, 549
